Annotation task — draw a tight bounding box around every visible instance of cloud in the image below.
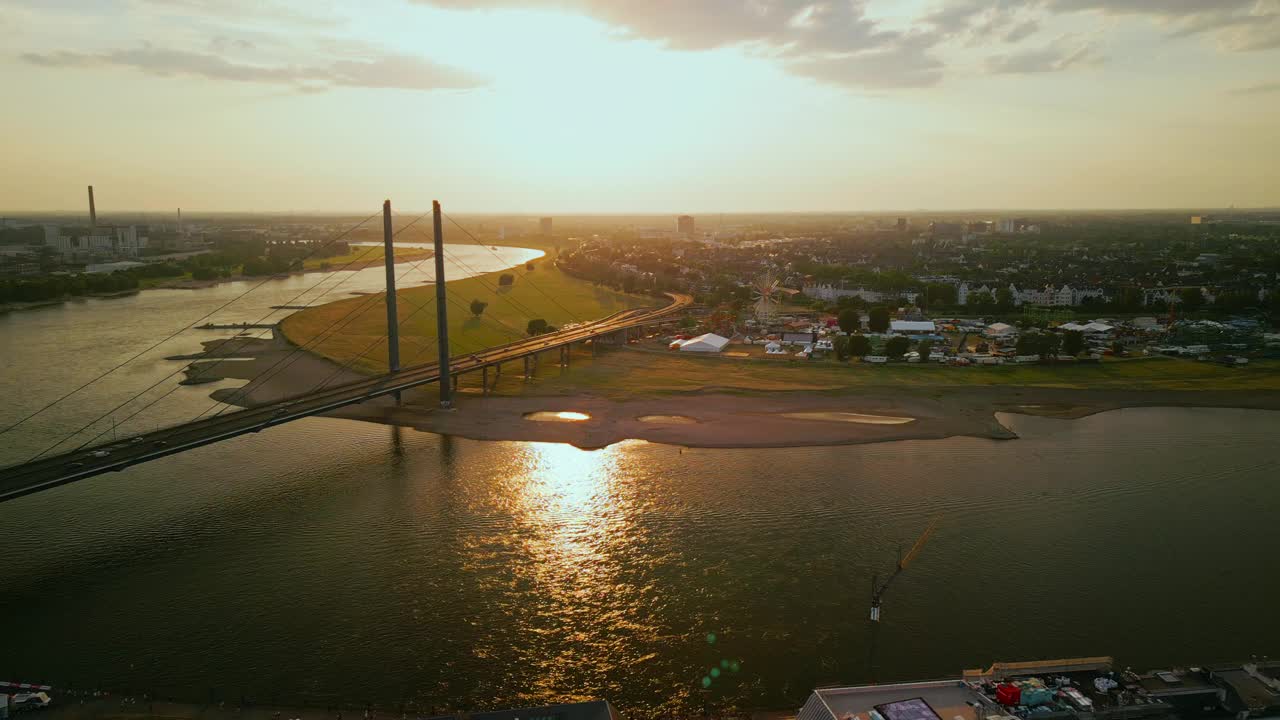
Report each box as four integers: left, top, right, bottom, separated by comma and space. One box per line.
786, 32, 946, 89
1004, 19, 1041, 43
1229, 80, 1280, 95
417, 0, 948, 88
985, 38, 1102, 73
20, 45, 487, 92
1043, 0, 1280, 51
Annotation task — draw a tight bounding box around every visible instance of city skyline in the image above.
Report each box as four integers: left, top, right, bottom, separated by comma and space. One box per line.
2, 0, 1278, 212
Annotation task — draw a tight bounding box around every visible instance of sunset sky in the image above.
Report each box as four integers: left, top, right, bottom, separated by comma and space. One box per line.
2, 0, 1278, 212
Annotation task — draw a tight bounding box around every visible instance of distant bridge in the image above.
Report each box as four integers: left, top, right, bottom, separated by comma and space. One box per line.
0, 293, 690, 503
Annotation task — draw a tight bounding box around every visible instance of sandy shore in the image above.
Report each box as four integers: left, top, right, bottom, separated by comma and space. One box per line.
182, 334, 1280, 449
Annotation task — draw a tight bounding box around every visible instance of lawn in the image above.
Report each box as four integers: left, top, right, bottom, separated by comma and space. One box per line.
280, 259, 655, 374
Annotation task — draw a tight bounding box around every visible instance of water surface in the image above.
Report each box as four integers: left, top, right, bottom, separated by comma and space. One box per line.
1, 408, 1277, 716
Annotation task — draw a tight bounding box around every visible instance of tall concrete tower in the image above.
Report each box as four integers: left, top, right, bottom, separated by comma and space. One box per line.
88, 185, 97, 227
178, 208, 183, 235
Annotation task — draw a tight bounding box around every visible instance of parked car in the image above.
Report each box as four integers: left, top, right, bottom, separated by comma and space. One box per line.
12, 692, 52, 710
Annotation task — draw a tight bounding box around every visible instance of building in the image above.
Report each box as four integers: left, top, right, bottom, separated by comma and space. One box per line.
929, 221, 963, 238
539, 217, 553, 235
675, 332, 730, 353
799, 680, 1002, 720
890, 320, 937, 335
676, 215, 695, 237
896, 217, 908, 231
85, 260, 146, 274
802, 282, 919, 305
1190, 215, 1206, 225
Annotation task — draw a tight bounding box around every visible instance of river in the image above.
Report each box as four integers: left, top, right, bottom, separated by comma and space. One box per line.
0, 242, 540, 463
1, 256, 1278, 717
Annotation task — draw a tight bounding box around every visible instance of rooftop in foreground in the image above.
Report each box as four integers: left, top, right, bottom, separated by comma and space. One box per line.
799, 680, 998, 720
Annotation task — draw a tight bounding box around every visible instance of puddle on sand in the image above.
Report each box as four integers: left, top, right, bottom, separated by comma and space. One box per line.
524, 411, 591, 422
637, 415, 698, 424
780, 411, 915, 425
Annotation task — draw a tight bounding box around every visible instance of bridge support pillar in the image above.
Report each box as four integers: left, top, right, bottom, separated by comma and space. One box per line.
432, 200, 453, 410
482, 366, 489, 395
523, 355, 531, 381
382, 199, 402, 404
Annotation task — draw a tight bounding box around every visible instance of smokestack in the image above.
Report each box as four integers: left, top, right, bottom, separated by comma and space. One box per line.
178, 208, 182, 235
88, 185, 97, 227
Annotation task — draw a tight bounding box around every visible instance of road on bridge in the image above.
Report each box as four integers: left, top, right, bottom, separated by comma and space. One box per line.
0, 293, 692, 503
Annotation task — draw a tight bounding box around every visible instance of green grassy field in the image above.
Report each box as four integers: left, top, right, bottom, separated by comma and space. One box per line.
280, 259, 654, 374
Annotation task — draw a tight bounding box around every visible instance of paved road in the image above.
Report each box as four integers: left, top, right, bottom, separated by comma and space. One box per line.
0, 293, 692, 503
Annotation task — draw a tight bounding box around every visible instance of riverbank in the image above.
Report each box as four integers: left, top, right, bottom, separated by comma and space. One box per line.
196, 337, 1280, 449
152, 247, 434, 290
0, 289, 141, 313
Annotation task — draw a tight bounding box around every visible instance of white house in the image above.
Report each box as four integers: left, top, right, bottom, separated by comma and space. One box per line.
677, 333, 730, 353
985, 322, 1015, 337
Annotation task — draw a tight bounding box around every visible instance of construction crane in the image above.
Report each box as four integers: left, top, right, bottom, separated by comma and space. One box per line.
866, 517, 939, 684
869, 517, 938, 622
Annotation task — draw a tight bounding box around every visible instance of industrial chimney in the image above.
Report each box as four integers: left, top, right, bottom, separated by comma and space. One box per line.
88, 185, 97, 227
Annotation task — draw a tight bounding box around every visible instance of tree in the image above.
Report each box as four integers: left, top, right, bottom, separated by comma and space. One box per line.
833, 335, 851, 361
996, 286, 1015, 310
498, 273, 515, 286
837, 308, 861, 334
1042, 332, 1061, 358
966, 291, 994, 309
922, 283, 957, 310
1178, 286, 1204, 311
848, 334, 872, 358
1061, 330, 1084, 356
868, 306, 890, 333
917, 339, 933, 362
527, 318, 555, 336
885, 336, 910, 359
470, 299, 488, 318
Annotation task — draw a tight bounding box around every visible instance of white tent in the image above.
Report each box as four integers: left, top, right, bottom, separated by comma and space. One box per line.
890, 320, 936, 334
678, 333, 731, 353
986, 322, 1015, 336
765, 341, 786, 354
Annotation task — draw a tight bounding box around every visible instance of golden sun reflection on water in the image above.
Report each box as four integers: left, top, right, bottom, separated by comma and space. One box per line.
524, 411, 591, 422
485, 439, 661, 697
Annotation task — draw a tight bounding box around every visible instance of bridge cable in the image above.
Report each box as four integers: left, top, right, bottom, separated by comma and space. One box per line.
27, 211, 436, 460
400, 217, 559, 333
442, 212, 589, 324
191, 241, 451, 420
0, 212, 380, 440
129, 211, 447, 430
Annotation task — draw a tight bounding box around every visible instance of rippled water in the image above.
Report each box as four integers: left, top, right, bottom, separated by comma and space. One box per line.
2, 274, 1279, 716
0, 244, 540, 463
1, 408, 1278, 716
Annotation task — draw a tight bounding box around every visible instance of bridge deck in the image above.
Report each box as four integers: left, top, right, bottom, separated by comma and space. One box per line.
0, 294, 690, 503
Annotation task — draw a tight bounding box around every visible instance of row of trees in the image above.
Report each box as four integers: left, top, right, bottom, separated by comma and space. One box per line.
830, 334, 934, 361
836, 306, 892, 334
0, 263, 187, 303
